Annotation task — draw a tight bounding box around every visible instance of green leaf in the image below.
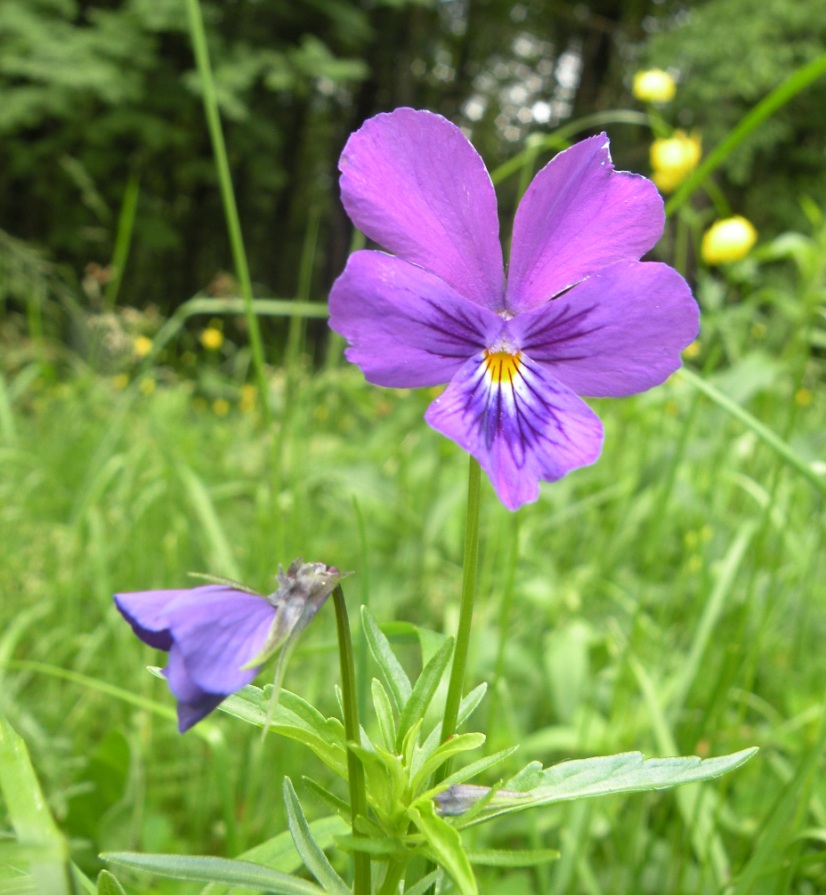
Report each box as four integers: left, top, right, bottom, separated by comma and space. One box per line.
417, 684, 487, 763
102, 853, 325, 894
468, 748, 758, 824
361, 607, 412, 713
396, 637, 453, 752
413, 733, 487, 787
371, 678, 397, 751
401, 870, 441, 895
96, 870, 127, 895
0, 715, 73, 895
200, 815, 348, 895
467, 848, 560, 867
419, 746, 519, 797
408, 801, 477, 895
282, 779, 350, 895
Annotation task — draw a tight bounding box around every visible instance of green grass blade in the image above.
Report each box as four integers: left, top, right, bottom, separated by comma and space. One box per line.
183, 0, 270, 421
0, 715, 73, 895
680, 368, 826, 496
177, 462, 241, 579
666, 52, 826, 216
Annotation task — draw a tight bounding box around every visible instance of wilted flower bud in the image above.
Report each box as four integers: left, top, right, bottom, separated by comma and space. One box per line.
115, 559, 347, 732
701, 216, 758, 265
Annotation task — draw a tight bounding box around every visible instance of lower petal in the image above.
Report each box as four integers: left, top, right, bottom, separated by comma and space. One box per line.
164, 648, 226, 732
424, 353, 603, 510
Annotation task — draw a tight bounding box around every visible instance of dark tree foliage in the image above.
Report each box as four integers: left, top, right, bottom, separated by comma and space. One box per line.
8, 0, 814, 323
641, 0, 826, 233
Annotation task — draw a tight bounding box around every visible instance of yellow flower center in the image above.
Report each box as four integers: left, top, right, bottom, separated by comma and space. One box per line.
484, 350, 522, 385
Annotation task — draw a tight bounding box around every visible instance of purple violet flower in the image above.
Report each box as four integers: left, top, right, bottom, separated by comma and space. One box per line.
115, 560, 345, 732
329, 108, 700, 510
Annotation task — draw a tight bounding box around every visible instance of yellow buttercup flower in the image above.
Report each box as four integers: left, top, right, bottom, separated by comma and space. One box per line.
633, 69, 676, 104
200, 327, 224, 350
701, 216, 758, 265
650, 131, 701, 193
134, 335, 153, 358
212, 397, 230, 416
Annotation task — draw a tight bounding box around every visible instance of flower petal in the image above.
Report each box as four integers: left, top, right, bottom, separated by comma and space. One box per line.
339, 108, 505, 310
163, 647, 225, 733
114, 589, 179, 651
163, 587, 276, 696
424, 353, 603, 510
329, 250, 501, 388
505, 134, 665, 313
511, 261, 699, 397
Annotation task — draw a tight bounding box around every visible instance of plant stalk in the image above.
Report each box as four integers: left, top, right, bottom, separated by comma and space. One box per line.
332, 585, 371, 895
437, 456, 482, 767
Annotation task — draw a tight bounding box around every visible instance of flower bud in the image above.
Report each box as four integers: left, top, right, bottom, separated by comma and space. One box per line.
633, 69, 677, 104
701, 216, 757, 264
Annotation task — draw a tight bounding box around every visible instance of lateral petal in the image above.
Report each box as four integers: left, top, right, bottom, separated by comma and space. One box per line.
425, 353, 603, 510
339, 108, 505, 310
163, 587, 275, 696
329, 250, 501, 388
511, 261, 699, 397
506, 134, 665, 313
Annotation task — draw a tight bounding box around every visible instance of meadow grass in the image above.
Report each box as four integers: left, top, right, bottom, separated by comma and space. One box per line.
1, 23, 825, 891
1, 230, 824, 892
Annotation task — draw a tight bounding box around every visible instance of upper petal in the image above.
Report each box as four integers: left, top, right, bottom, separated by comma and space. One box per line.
114, 589, 179, 651
424, 353, 603, 510
505, 134, 665, 313
329, 250, 502, 388
162, 587, 276, 695
339, 108, 505, 310
511, 261, 699, 397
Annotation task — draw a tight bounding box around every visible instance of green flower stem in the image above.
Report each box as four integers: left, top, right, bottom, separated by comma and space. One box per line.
332, 585, 371, 895
437, 456, 483, 772
183, 0, 271, 424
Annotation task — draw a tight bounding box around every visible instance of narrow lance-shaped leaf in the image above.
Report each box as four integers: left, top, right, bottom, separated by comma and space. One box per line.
282, 778, 351, 895
361, 606, 412, 712
102, 852, 325, 895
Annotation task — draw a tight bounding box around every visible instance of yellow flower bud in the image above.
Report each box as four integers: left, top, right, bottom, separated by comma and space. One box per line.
701, 216, 758, 265
633, 69, 677, 104
133, 335, 153, 358
200, 327, 224, 350
650, 131, 701, 193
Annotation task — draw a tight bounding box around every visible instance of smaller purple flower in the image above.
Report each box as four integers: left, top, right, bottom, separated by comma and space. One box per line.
329, 109, 700, 510
115, 560, 345, 732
